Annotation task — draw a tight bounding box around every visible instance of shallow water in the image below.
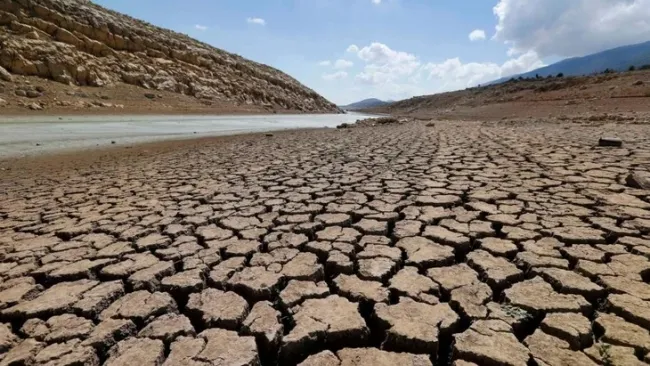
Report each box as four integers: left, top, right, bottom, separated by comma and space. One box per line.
0, 113, 377, 158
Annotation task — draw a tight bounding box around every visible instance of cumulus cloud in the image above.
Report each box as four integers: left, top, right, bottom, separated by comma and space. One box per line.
468, 29, 486, 41
423, 50, 544, 90
334, 59, 354, 69
493, 0, 650, 58
246, 17, 266, 26
342, 41, 543, 98
318, 60, 332, 66
194, 24, 208, 31
346, 44, 359, 53
354, 43, 421, 85
322, 71, 348, 81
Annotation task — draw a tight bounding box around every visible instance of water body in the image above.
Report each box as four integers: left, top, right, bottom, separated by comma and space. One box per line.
0, 113, 378, 158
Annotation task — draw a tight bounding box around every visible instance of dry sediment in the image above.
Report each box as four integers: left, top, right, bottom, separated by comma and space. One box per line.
1, 120, 650, 365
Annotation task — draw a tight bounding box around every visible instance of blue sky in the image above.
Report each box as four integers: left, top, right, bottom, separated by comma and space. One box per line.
96, 0, 650, 105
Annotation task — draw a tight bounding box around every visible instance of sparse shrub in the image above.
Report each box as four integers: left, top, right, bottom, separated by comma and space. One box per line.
629, 65, 636, 71
640, 64, 650, 70
556, 73, 564, 78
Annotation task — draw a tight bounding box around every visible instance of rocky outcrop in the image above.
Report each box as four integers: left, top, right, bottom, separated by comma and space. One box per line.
0, 0, 339, 113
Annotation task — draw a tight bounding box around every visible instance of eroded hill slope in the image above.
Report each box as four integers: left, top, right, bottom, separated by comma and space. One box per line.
0, 0, 339, 114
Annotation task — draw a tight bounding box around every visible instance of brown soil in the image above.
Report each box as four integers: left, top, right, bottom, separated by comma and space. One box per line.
1, 119, 649, 366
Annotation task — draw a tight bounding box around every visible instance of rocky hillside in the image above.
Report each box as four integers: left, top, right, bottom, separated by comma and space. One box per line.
0, 0, 339, 114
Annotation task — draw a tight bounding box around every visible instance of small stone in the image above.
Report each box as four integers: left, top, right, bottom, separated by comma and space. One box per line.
626, 171, 650, 190
599, 137, 622, 147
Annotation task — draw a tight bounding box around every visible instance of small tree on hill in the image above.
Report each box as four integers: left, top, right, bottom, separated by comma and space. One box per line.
556, 73, 564, 78
629, 65, 636, 71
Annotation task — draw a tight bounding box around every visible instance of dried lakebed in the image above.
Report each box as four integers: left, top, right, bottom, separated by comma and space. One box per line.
0, 113, 377, 158
1, 120, 650, 365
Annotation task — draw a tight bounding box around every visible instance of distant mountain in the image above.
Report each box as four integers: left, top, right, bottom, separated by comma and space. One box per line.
492, 40, 650, 84
340, 98, 393, 110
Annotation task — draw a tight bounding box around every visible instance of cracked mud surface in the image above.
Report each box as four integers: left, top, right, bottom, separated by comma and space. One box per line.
1, 120, 650, 365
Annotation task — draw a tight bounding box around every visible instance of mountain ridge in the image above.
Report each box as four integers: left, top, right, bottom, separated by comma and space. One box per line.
340, 98, 392, 110
491, 40, 650, 85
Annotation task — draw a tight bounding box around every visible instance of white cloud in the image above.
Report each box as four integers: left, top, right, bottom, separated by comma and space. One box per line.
334, 59, 354, 69
322, 71, 348, 81
423, 50, 544, 90
246, 17, 266, 26
372, 0, 381, 4
493, 0, 650, 58
318, 60, 332, 66
468, 29, 486, 41
346, 44, 359, 53
355, 42, 421, 85
194, 24, 208, 31
335, 41, 543, 102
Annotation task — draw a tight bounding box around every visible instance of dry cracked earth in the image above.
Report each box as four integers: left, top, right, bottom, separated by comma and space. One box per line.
1, 120, 650, 366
